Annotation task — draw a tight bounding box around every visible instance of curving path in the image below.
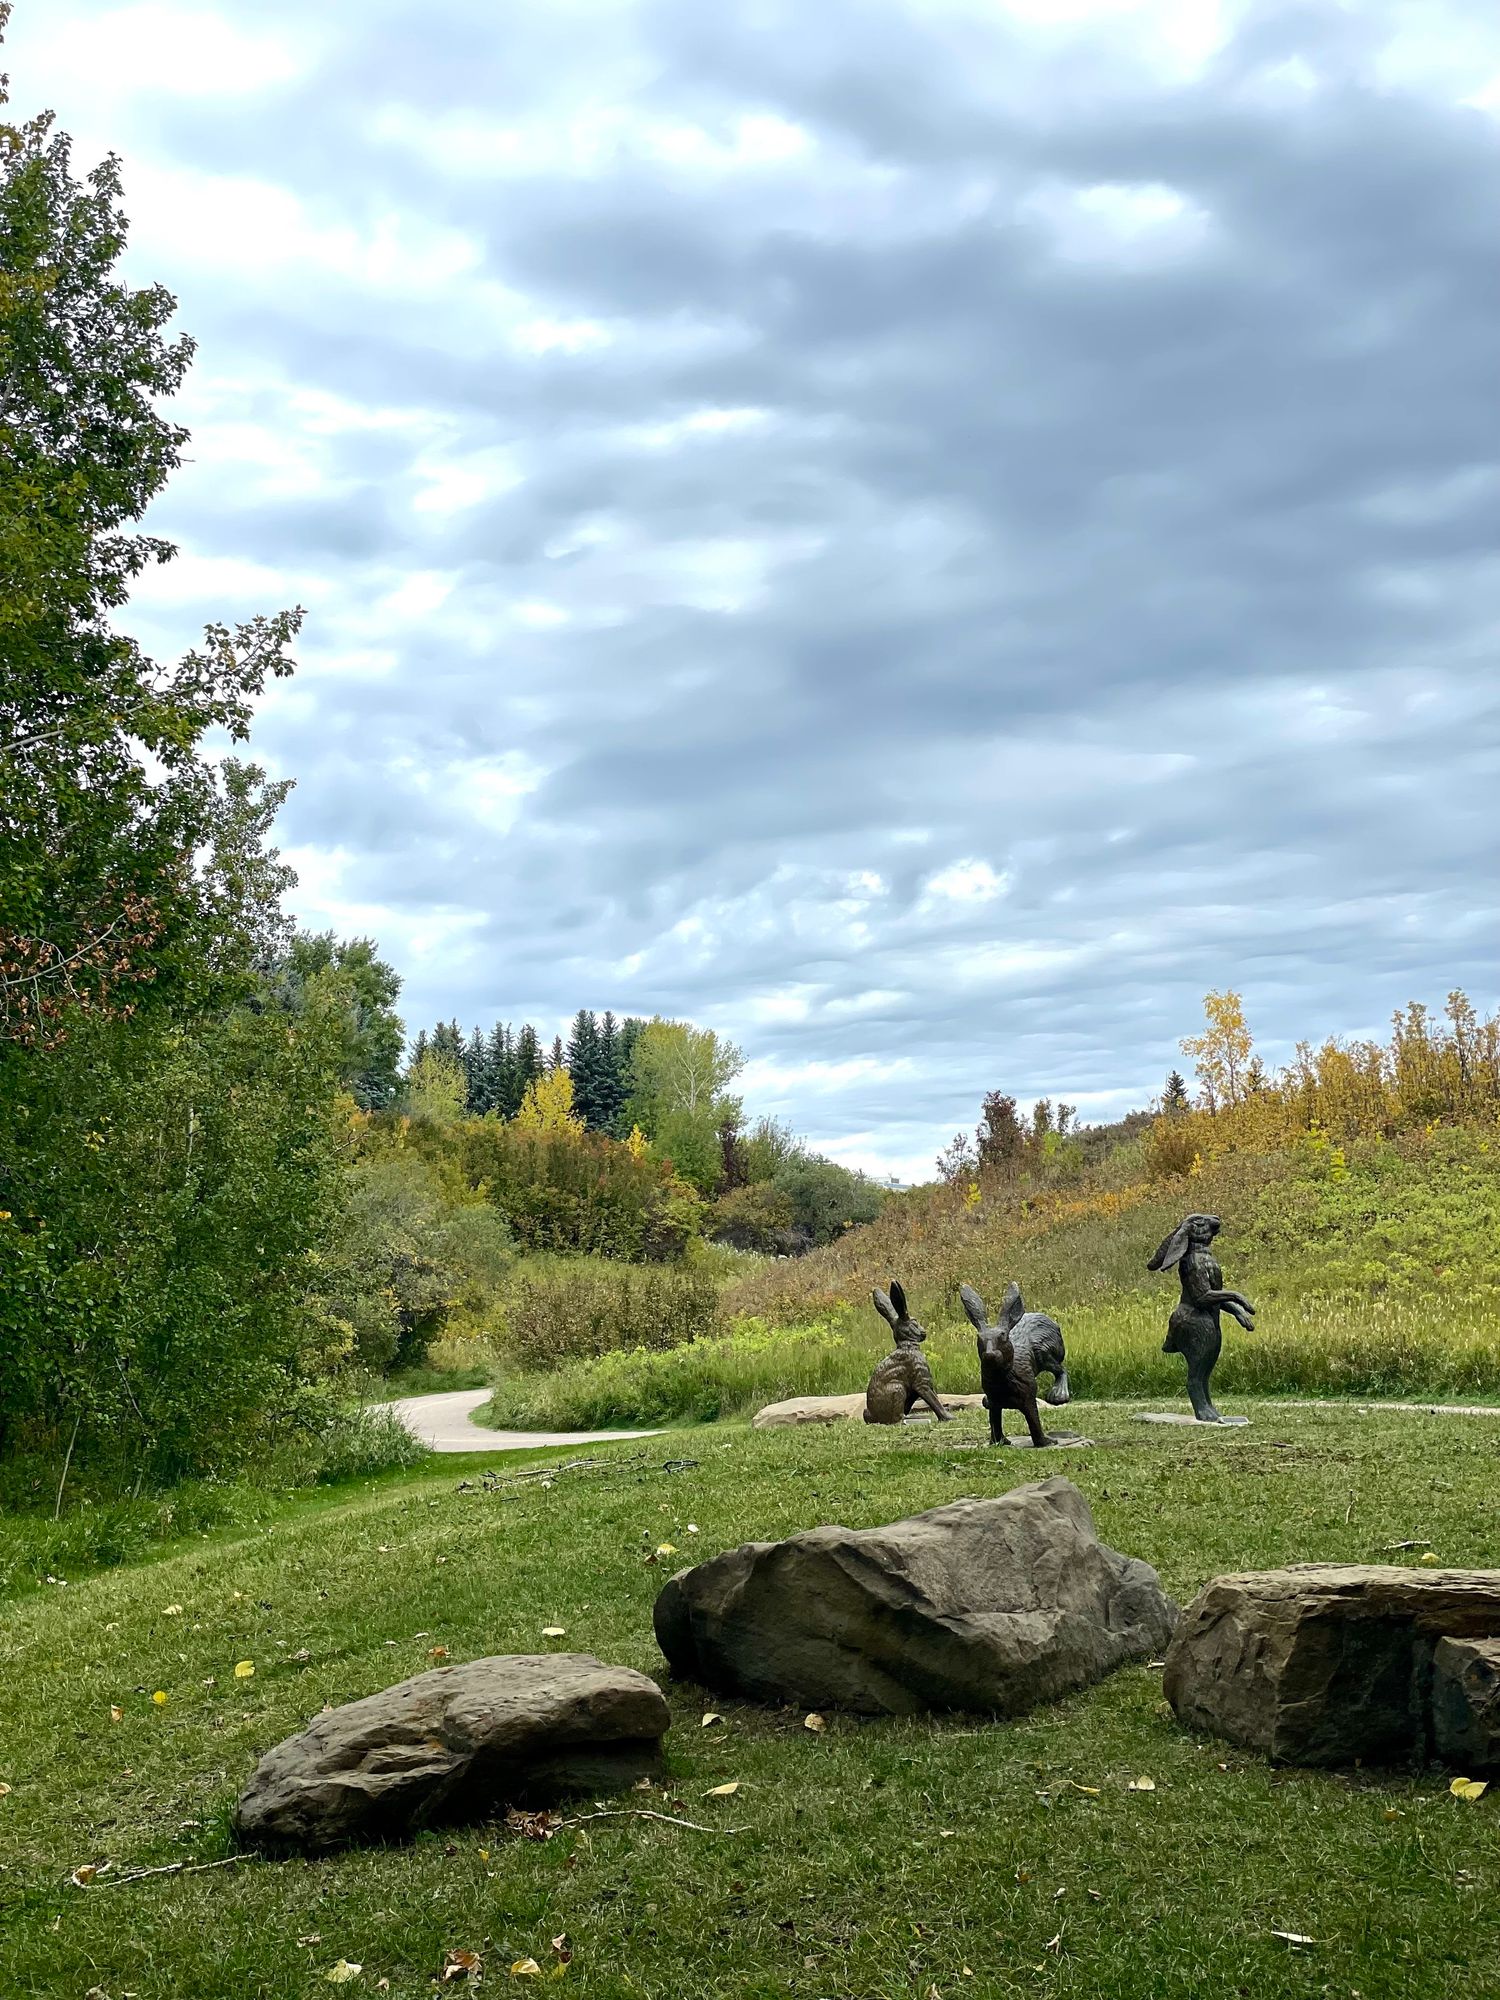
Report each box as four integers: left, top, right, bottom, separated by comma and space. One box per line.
388, 1386, 660, 1455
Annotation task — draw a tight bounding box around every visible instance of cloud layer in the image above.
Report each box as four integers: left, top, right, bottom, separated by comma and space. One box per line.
15, 0, 1500, 1178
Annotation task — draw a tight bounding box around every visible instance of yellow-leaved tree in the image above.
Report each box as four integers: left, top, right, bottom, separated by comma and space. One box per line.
1179, 990, 1254, 1113
513, 1066, 583, 1133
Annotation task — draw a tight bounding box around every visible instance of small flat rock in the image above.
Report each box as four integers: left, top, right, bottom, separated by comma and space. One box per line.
654, 1476, 1176, 1715
1133, 1412, 1250, 1428
1164, 1566, 1500, 1766
234, 1654, 669, 1853
1432, 1637, 1500, 1772
996, 1432, 1093, 1449
753, 1392, 985, 1429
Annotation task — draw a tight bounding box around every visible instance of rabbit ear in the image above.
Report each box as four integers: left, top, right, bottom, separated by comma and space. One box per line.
1148, 1219, 1194, 1272
888, 1279, 910, 1322
999, 1281, 1025, 1333
960, 1283, 988, 1331
872, 1287, 899, 1328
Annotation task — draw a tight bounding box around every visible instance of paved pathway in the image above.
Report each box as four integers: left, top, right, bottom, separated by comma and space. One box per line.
388, 1387, 660, 1455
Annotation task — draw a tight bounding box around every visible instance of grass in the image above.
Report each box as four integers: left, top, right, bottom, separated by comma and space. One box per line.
4, 1402, 1500, 1998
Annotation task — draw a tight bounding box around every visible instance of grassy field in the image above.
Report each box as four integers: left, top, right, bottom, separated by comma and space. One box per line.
4, 1402, 1500, 1998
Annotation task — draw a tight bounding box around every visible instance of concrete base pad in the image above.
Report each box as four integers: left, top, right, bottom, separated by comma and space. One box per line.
1133, 1412, 1250, 1428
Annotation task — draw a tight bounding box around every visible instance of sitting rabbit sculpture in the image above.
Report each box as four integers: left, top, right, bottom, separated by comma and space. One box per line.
864, 1281, 951, 1425
1146, 1212, 1255, 1423
960, 1281, 1069, 1447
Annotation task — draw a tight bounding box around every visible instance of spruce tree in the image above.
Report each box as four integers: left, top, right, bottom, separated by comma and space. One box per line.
488, 1022, 516, 1118
595, 1010, 627, 1133
566, 1008, 602, 1125
464, 1026, 489, 1113
548, 1033, 565, 1074
1163, 1069, 1190, 1117
512, 1023, 542, 1110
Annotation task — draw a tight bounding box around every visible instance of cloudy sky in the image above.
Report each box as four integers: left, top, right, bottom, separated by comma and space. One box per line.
14, 0, 1500, 1179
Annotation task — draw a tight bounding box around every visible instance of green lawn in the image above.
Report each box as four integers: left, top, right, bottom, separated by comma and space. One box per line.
4, 1402, 1500, 1999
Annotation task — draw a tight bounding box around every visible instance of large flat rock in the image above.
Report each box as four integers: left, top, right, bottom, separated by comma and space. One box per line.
753, 1392, 985, 1428
653, 1476, 1177, 1715
1164, 1565, 1500, 1766
234, 1654, 669, 1853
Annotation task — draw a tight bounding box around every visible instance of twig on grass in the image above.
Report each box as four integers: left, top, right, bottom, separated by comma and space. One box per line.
553, 1808, 741, 1835
86, 1855, 249, 1889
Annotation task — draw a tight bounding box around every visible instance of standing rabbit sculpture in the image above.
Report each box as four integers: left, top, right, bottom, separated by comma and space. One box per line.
1147, 1212, 1256, 1423
960, 1281, 1069, 1447
863, 1281, 952, 1425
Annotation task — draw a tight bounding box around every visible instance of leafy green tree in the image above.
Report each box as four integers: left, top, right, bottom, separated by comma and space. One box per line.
261, 932, 403, 1109
773, 1156, 884, 1247
627, 1019, 744, 1150
403, 1048, 467, 1125
0, 65, 301, 1046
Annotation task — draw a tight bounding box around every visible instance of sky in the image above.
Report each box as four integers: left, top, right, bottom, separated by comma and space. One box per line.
11, 0, 1500, 1182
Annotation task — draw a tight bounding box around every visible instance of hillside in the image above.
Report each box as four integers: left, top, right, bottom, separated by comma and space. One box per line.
484, 1125, 1500, 1428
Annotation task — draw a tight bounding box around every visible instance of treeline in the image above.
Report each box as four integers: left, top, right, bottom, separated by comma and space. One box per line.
1144, 989, 1500, 1178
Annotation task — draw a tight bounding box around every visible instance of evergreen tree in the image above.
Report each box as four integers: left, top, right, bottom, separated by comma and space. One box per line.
611, 1016, 646, 1135
512, 1023, 542, 1110
464, 1026, 489, 1113
566, 1008, 604, 1126
410, 1028, 430, 1070
595, 1010, 628, 1133
488, 1021, 517, 1118
1163, 1069, 1190, 1117
548, 1033, 565, 1074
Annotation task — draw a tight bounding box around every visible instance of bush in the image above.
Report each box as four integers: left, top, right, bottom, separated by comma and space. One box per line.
773, 1157, 886, 1248
708, 1181, 794, 1251
500, 1262, 723, 1371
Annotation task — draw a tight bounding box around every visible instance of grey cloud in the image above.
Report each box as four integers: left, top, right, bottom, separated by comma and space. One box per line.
15, 0, 1499, 1171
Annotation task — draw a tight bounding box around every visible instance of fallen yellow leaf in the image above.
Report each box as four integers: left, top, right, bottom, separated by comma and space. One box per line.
109, 1706, 124, 1723
540, 1627, 566, 1639
804, 1713, 826, 1733
163, 1605, 183, 1616
1127, 1776, 1156, 1792
1421, 1553, 1442, 1566
429, 1646, 450, 1662
441, 1947, 483, 1980
325, 1960, 363, 1983
705, 1781, 740, 1797
701, 1712, 723, 1728
151, 1691, 168, 1707
510, 1959, 542, 1978
71, 1864, 98, 1886
233, 1661, 255, 1680
1269, 1931, 1317, 1947
655, 1544, 677, 1557
1450, 1777, 1488, 1801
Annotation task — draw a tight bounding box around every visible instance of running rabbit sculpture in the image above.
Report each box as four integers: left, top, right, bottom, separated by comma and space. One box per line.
960, 1280, 1069, 1447
864, 1281, 952, 1425
1146, 1212, 1255, 1423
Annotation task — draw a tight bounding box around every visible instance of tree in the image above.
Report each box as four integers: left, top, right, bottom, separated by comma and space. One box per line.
1162, 1069, 1190, 1117
463, 1026, 491, 1113
511, 1023, 542, 1110
403, 1048, 467, 1125
260, 932, 403, 1109
487, 1022, 515, 1117
1180, 990, 1254, 1112
935, 1131, 977, 1185
0, 68, 302, 1046
628, 1018, 744, 1131
975, 1092, 1026, 1174
514, 1065, 582, 1133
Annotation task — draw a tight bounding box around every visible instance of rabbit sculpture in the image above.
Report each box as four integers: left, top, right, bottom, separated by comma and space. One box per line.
1146, 1212, 1255, 1423
960, 1280, 1069, 1448
863, 1281, 951, 1425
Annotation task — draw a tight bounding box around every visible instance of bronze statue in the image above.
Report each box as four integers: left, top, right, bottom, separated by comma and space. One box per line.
1147, 1213, 1256, 1423
960, 1281, 1069, 1447
864, 1281, 951, 1425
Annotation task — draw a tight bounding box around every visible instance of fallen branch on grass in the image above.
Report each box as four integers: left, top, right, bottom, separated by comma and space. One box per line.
554, 1808, 741, 1835
85, 1855, 249, 1889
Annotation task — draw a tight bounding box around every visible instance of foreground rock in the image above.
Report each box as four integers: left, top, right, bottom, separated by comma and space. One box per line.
753, 1392, 985, 1429
1432, 1638, 1500, 1771
235, 1654, 669, 1853
654, 1476, 1176, 1715
1164, 1566, 1500, 1766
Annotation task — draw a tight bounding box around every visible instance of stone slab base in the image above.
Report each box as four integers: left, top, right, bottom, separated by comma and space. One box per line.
753, 1392, 985, 1430
1133, 1412, 1250, 1428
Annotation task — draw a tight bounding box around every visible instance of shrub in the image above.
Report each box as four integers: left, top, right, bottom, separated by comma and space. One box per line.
708, 1181, 795, 1251
500, 1262, 723, 1370
773, 1157, 886, 1247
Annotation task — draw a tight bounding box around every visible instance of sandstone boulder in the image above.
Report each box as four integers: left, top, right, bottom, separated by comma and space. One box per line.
753, 1392, 985, 1429
234, 1654, 669, 1853
653, 1476, 1176, 1714
1433, 1637, 1500, 1772
1164, 1565, 1500, 1765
